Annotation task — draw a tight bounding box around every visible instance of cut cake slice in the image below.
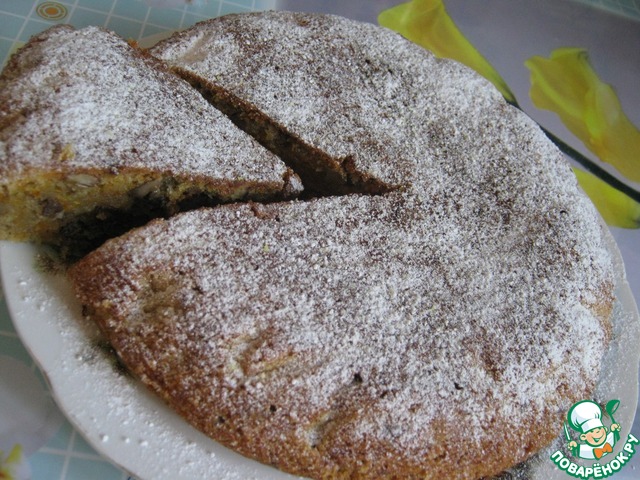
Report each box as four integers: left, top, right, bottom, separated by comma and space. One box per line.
0, 25, 301, 258
150, 12, 420, 195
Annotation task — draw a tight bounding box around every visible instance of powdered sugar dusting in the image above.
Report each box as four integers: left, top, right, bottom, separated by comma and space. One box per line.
152, 12, 510, 188
0, 25, 291, 188
72, 186, 612, 477
70, 12, 615, 479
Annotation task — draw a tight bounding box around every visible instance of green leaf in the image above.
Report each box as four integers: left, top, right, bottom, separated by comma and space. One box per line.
605, 399, 620, 416
378, 0, 516, 104
573, 168, 640, 228
526, 48, 640, 183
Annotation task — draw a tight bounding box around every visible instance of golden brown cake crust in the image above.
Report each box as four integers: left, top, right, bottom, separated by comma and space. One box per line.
62, 11, 617, 480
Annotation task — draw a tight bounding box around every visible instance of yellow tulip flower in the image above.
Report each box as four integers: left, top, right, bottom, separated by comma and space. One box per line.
378, 0, 516, 104
378, 1, 639, 228
573, 168, 640, 228
526, 48, 640, 183
0, 444, 24, 480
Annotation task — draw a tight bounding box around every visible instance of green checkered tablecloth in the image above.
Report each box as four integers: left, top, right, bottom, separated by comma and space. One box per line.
0, 0, 277, 69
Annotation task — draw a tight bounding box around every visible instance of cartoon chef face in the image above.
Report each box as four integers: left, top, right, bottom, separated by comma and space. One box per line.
581, 426, 608, 446
568, 400, 605, 437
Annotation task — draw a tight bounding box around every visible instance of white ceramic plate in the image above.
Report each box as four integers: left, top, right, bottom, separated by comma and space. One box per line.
0, 241, 301, 480
0, 225, 638, 479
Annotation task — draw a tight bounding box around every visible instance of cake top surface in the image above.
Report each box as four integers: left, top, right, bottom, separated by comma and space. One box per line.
153, 11, 513, 189
72, 186, 612, 476
71, 12, 614, 479
0, 25, 292, 187
149, 11, 613, 329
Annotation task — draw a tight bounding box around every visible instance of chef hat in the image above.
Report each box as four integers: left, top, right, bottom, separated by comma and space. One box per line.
568, 400, 604, 434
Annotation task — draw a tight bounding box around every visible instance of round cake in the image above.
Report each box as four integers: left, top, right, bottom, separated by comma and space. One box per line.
69, 12, 614, 480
